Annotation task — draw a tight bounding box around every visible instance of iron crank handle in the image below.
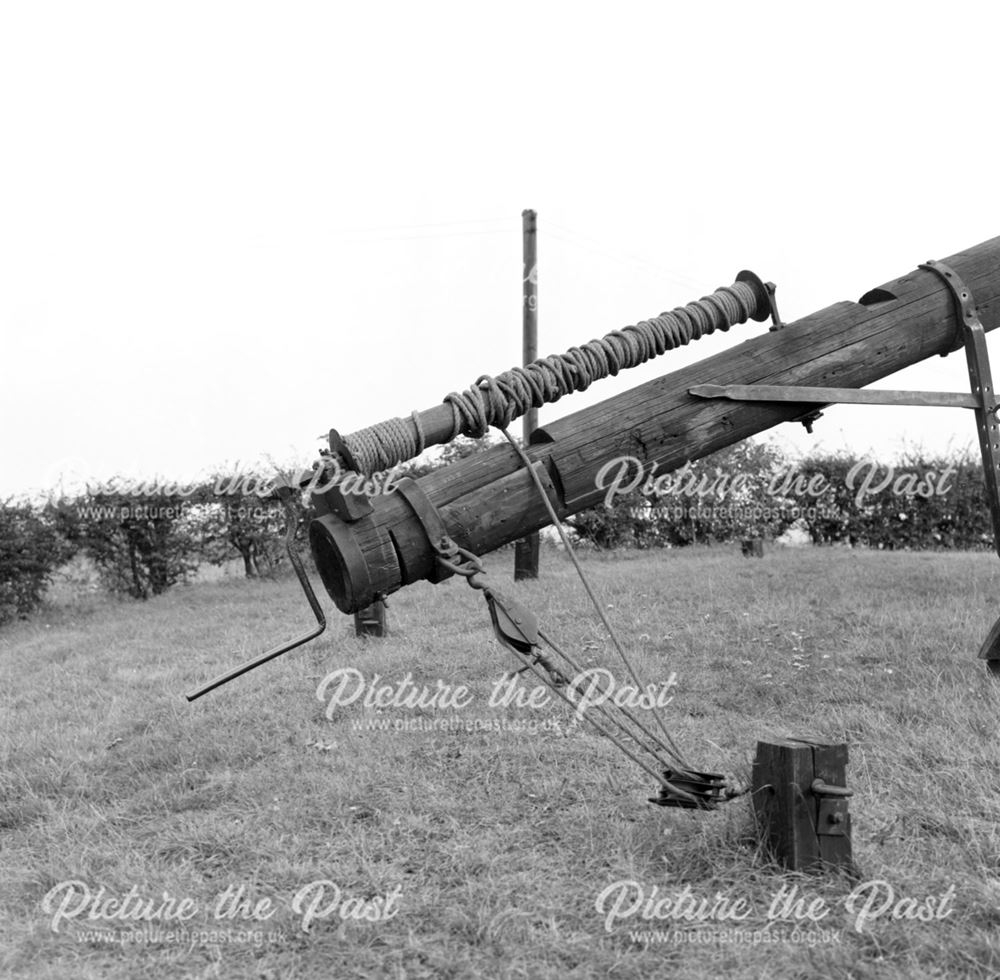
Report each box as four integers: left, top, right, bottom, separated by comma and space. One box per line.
185, 485, 327, 702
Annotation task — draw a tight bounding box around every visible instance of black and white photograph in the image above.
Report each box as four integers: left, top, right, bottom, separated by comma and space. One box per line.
3, 3, 1000, 978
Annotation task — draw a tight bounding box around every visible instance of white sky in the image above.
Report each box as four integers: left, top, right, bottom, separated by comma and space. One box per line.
3, 2, 1000, 500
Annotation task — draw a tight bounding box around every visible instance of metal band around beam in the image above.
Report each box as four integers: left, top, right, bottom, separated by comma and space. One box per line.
688, 384, 979, 409
920, 259, 1000, 562
392, 477, 454, 584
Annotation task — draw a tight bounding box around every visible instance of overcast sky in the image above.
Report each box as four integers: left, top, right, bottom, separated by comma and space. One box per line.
3, 2, 999, 500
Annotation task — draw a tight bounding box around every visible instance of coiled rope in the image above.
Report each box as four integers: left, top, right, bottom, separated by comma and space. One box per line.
342, 278, 765, 475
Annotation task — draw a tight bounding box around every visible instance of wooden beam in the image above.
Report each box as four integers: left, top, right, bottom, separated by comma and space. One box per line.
310, 236, 1000, 612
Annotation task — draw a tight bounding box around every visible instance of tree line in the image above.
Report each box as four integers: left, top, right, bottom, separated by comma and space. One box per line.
0, 439, 993, 624
0, 437, 486, 625
0, 477, 290, 624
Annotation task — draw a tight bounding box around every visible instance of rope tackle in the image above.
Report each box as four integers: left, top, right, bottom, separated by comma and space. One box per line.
433, 534, 744, 810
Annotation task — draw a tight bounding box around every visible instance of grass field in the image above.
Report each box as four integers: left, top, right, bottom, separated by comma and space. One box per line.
3, 545, 1000, 979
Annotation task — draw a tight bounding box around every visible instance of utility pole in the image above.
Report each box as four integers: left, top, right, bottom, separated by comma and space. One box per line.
514, 209, 540, 580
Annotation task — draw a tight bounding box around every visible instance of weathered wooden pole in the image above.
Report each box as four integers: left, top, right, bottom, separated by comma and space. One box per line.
514, 208, 540, 581
354, 600, 386, 637
310, 236, 1000, 613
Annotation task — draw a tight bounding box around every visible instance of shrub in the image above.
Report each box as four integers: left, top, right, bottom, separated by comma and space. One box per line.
0, 501, 72, 623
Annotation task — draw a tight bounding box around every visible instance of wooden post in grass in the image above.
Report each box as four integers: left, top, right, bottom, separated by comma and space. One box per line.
354, 600, 386, 637
514, 209, 540, 581
751, 738, 853, 873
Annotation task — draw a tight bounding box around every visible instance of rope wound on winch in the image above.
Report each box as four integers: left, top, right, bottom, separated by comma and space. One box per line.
337, 273, 772, 476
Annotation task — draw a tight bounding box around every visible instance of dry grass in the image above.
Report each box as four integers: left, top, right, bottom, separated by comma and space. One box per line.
2, 545, 1000, 979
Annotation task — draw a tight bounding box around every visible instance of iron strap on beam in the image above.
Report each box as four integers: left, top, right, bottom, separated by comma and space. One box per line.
689, 384, 980, 409
920, 259, 1000, 562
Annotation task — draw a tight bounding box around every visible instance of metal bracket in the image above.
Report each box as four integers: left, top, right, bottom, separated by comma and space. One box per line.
920, 260, 1000, 559
394, 478, 453, 584
737, 270, 783, 330
919, 259, 975, 355
799, 409, 823, 434
690, 383, 980, 410
816, 797, 850, 837
313, 482, 374, 523
812, 778, 852, 838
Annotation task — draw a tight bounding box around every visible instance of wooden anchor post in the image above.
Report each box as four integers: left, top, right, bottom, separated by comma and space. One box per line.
751, 738, 854, 873
354, 600, 387, 637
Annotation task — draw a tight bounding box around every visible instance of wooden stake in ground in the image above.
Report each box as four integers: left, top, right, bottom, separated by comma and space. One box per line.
752, 738, 853, 873
514, 208, 540, 581
354, 600, 386, 637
